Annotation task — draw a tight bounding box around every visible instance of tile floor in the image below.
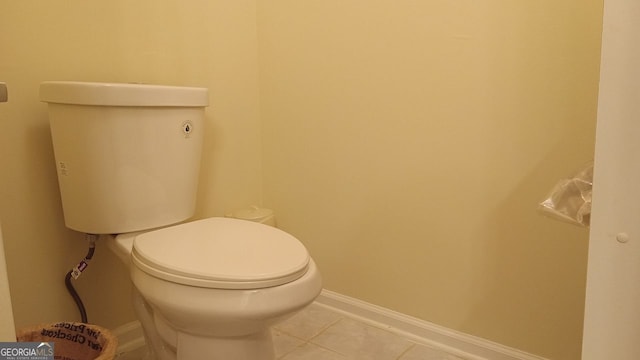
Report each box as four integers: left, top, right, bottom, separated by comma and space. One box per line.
272, 303, 467, 360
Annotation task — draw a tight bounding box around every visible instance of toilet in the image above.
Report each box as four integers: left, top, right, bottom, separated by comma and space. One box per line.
39, 81, 322, 360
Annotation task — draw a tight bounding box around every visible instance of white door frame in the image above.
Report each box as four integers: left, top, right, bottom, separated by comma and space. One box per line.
0, 223, 16, 340
582, 0, 640, 358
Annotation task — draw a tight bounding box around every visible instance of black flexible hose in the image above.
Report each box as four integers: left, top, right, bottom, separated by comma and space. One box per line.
64, 235, 96, 323
64, 271, 87, 323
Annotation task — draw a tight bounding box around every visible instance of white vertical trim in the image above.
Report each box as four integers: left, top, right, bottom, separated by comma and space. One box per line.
316, 290, 548, 360
0, 223, 16, 341
582, 0, 640, 358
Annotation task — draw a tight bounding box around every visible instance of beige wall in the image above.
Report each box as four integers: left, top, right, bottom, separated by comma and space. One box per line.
0, 1, 602, 359
0, 1, 262, 328
258, 1, 602, 359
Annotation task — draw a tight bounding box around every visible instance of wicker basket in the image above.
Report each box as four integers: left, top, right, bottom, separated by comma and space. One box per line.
16, 322, 117, 360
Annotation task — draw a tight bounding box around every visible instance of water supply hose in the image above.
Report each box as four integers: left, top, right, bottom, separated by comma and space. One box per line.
64, 233, 97, 323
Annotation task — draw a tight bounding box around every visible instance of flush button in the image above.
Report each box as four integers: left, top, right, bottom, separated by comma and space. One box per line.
182, 121, 193, 137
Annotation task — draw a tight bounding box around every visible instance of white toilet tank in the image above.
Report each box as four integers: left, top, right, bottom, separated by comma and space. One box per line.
40, 81, 209, 234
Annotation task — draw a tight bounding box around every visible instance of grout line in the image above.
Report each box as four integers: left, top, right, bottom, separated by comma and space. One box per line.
307, 315, 345, 342
305, 341, 350, 359
395, 343, 417, 360
272, 330, 307, 359
314, 302, 419, 342
273, 328, 310, 342
303, 308, 417, 360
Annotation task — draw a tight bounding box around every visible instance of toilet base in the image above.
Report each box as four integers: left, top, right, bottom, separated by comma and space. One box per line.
134, 287, 276, 360
177, 331, 275, 360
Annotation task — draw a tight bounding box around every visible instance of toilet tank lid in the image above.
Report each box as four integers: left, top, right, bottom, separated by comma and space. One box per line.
39, 81, 209, 107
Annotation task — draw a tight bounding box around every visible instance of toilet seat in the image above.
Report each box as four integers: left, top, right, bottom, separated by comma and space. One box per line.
131, 217, 310, 290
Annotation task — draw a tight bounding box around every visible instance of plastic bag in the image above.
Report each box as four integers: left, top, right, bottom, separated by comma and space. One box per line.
539, 162, 593, 227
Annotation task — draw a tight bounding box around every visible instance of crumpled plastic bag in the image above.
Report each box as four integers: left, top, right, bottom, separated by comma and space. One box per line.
539, 162, 593, 227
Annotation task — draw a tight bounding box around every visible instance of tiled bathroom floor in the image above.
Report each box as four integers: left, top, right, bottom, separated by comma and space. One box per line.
115, 302, 469, 360
272, 303, 467, 360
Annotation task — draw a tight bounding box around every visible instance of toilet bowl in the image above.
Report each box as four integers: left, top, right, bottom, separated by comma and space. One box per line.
39, 81, 323, 360
107, 217, 322, 360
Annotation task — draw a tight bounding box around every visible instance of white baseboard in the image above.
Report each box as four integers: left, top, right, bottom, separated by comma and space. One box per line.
111, 321, 146, 356
316, 289, 549, 360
